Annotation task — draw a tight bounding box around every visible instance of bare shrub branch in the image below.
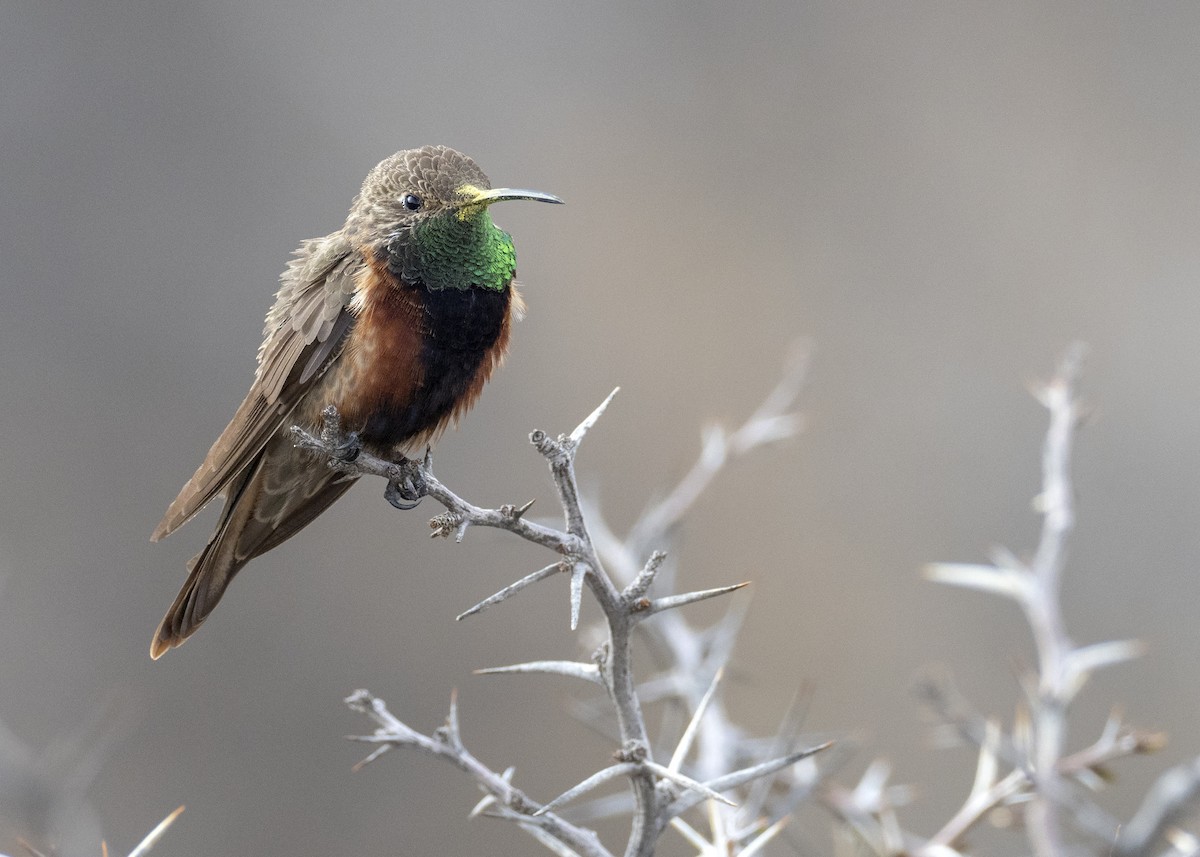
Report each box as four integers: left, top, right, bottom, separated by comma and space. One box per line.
298, 345, 825, 856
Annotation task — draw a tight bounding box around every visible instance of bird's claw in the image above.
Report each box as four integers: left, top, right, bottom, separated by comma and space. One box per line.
385, 459, 427, 510
332, 431, 361, 462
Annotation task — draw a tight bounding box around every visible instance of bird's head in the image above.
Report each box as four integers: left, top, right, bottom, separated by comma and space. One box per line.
347, 146, 561, 292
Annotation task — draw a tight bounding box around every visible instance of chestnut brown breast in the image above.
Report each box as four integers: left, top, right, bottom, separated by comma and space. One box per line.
321, 260, 515, 452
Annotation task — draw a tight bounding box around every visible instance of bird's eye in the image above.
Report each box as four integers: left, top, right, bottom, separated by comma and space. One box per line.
402, 193, 422, 211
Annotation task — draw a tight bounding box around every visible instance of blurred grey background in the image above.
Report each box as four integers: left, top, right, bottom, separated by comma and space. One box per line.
2, 2, 1200, 854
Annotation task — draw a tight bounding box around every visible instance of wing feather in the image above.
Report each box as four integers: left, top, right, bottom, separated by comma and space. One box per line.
152, 233, 362, 542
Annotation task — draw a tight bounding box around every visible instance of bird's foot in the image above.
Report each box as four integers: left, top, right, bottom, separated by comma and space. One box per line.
385, 458, 427, 510
332, 431, 361, 462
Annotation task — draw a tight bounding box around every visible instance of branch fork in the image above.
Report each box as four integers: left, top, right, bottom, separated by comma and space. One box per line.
298, 348, 822, 857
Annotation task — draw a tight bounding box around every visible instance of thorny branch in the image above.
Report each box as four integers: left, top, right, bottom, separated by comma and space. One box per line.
824, 345, 1181, 857
293, 345, 825, 857
344, 689, 610, 857
1116, 754, 1200, 857
18, 806, 185, 857
298, 342, 1200, 856
586, 341, 821, 839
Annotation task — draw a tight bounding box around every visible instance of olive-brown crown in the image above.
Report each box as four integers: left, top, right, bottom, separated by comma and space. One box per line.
345, 146, 491, 245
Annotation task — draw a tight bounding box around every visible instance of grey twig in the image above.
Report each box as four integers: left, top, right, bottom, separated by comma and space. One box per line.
663, 744, 835, 822
569, 562, 588, 630
469, 765, 515, 818
621, 551, 667, 602
19, 806, 184, 857
344, 689, 612, 857
642, 759, 738, 807
624, 341, 809, 562
1022, 344, 1087, 857
667, 667, 725, 774
1116, 755, 1200, 857
629, 582, 750, 619
536, 764, 641, 817
740, 686, 814, 825
475, 660, 604, 686
456, 562, 566, 620
126, 806, 186, 857
293, 416, 579, 555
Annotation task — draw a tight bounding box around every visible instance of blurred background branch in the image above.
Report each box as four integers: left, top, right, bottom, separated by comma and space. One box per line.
822, 348, 1198, 857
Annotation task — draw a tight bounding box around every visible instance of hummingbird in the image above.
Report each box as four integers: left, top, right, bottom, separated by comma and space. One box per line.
149, 146, 561, 659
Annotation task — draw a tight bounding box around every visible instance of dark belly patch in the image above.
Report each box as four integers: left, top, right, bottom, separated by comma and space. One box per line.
348, 271, 511, 449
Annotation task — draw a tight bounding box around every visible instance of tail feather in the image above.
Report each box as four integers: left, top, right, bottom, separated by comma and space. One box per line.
150, 458, 265, 659
150, 438, 357, 659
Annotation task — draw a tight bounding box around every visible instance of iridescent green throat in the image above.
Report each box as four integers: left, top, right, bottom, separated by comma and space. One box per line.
408, 210, 516, 293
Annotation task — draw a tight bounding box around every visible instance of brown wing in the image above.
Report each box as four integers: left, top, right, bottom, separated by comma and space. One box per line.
152, 233, 363, 542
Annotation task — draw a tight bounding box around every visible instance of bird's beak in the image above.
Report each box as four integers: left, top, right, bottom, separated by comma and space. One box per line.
472, 187, 564, 206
